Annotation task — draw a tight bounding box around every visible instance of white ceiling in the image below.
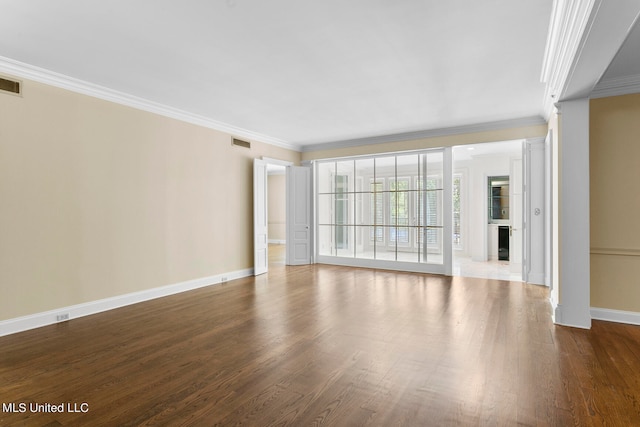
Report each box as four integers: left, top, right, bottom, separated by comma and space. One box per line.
600, 18, 640, 81
0, 0, 557, 149
4, 1, 640, 151
453, 139, 522, 161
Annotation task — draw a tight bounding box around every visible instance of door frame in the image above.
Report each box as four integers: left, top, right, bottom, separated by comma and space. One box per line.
509, 151, 524, 276
253, 157, 294, 275
253, 158, 269, 276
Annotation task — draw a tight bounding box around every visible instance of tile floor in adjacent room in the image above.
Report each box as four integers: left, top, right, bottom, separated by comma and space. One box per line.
453, 255, 522, 282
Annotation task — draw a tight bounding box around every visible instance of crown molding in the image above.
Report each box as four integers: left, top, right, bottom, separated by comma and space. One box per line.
540, 0, 597, 119
300, 116, 547, 153
591, 74, 640, 99
0, 56, 301, 152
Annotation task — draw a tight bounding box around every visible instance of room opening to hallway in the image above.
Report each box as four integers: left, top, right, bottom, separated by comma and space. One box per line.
267, 164, 287, 267
452, 140, 524, 282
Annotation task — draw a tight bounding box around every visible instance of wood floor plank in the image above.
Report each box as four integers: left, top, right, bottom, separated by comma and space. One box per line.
2, 261, 640, 426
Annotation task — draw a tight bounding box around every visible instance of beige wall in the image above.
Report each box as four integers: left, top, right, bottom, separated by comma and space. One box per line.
301, 123, 547, 161
590, 93, 640, 312
0, 77, 300, 321
267, 174, 286, 241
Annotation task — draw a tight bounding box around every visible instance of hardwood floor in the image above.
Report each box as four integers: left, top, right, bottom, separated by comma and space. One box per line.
1, 263, 640, 426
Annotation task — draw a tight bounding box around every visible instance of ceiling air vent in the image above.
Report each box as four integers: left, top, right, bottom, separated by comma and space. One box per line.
0, 76, 21, 96
232, 138, 251, 149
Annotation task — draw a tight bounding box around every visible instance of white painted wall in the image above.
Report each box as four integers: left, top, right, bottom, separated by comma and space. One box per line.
459, 153, 521, 262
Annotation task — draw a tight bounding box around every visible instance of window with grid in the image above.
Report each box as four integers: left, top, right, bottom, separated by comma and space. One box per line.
416, 177, 441, 247
389, 178, 410, 244
370, 179, 384, 242
316, 149, 446, 265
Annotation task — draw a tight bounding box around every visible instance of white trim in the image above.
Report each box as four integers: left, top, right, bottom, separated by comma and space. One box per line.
553, 304, 591, 329
0, 268, 253, 337
261, 157, 294, 167
0, 55, 300, 152
527, 273, 546, 286
591, 307, 640, 326
551, 298, 561, 323
544, 130, 553, 291
540, 0, 597, 119
300, 116, 547, 153
591, 74, 640, 99
264, 157, 293, 175
317, 255, 447, 275
268, 239, 286, 244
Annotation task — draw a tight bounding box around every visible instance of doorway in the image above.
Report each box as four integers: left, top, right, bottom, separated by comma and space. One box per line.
451, 140, 524, 281
267, 164, 287, 266
253, 157, 292, 275
254, 157, 312, 275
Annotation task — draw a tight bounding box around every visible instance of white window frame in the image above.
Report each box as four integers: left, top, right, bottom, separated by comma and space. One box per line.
314, 148, 452, 275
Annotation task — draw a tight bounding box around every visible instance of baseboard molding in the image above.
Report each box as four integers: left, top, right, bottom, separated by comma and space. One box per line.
268, 239, 286, 245
0, 268, 253, 337
552, 302, 592, 329
591, 307, 640, 326
550, 298, 560, 324
526, 272, 546, 286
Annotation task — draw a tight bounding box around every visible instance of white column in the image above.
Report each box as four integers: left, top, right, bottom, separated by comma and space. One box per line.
556, 98, 591, 328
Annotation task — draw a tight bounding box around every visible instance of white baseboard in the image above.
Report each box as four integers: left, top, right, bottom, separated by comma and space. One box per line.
552, 303, 592, 329
0, 268, 254, 337
591, 307, 640, 326
550, 298, 561, 324
268, 239, 286, 245
526, 272, 546, 286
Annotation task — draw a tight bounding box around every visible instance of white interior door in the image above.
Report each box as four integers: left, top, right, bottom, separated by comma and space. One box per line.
253, 159, 268, 275
510, 156, 523, 273
287, 165, 312, 265
524, 139, 546, 285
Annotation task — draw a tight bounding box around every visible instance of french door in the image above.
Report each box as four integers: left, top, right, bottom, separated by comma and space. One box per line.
253, 160, 312, 275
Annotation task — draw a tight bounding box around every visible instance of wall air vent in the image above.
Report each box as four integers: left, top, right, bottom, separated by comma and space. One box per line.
232, 138, 251, 149
0, 76, 21, 96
